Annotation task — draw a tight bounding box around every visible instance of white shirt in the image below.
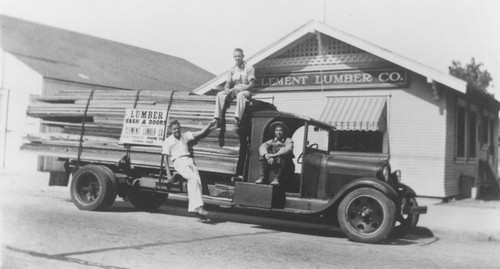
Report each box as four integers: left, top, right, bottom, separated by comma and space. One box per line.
227, 62, 255, 89
162, 132, 195, 161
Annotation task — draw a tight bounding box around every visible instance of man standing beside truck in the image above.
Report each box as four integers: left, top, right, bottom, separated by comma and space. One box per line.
211, 48, 255, 131
256, 121, 294, 186
162, 120, 215, 217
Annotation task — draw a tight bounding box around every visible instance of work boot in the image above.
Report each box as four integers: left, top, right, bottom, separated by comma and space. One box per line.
196, 207, 209, 217
271, 167, 281, 186
255, 163, 266, 184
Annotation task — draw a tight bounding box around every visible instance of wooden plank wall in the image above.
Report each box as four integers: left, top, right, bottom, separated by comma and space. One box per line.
388, 73, 447, 197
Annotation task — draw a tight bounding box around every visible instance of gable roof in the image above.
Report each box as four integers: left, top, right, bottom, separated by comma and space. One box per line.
193, 20, 467, 95
0, 15, 215, 92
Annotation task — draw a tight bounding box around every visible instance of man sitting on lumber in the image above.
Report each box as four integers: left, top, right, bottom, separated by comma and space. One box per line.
211, 48, 255, 132
255, 121, 294, 186
162, 120, 216, 217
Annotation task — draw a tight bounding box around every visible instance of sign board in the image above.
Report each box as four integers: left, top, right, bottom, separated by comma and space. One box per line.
119, 109, 169, 146
255, 69, 407, 90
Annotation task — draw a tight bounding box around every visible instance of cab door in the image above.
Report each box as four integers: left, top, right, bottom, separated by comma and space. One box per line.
293, 122, 331, 198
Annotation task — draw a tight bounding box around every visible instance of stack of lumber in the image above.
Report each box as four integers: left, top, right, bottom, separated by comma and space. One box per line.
22, 88, 241, 174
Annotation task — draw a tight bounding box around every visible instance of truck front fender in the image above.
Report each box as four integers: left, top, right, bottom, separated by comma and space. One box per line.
396, 183, 417, 197
309, 178, 399, 215
332, 178, 398, 204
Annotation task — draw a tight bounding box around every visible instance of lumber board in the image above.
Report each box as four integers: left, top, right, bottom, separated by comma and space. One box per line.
24, 87, 249, 175
21, 142, 238, 174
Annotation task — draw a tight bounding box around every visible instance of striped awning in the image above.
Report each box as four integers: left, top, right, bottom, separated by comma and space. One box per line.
319, 96, 387, 131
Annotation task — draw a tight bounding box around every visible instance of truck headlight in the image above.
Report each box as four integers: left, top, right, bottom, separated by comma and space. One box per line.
389, 169, 401, 185
377, 164, 391, 181
382, 165, 390, 181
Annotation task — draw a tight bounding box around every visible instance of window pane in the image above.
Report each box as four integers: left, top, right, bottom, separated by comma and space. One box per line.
456, 106, 466, 158
469, 112, 476, 158
490, 119, 495, 151
333, 131, 383, 153
482, 115, 489, 145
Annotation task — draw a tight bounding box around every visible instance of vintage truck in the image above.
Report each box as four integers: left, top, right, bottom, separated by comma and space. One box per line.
27, 98, 425, 245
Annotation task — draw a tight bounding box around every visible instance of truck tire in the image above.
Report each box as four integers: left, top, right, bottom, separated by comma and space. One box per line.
391, 195, 419, 237
338, 187, 396, 244
70, 165, 117, 211
128, 190, 168, 210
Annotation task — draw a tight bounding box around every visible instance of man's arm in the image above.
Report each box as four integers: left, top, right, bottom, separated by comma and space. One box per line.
192, 121, 216, 140
269, 138, 294, 157
224, 69, 233, 93
237, 65, 256, 92
234, 79, 254, 92
164, 155, 174, 181
161, 137, 173, 180
259, 139, 272, 158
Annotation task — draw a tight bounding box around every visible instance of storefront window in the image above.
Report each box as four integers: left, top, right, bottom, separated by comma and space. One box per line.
331, 131, 383, 153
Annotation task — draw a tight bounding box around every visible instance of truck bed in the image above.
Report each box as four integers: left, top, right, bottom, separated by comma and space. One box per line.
22, 89, 242, 175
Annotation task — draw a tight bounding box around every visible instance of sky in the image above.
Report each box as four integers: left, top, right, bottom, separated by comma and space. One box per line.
1, 0, 499, 96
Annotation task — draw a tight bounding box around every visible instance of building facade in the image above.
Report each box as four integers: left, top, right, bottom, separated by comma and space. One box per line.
0, 15, 215, 171
194, 20, 500, 198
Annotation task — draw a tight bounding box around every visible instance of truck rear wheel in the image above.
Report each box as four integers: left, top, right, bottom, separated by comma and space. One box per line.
338, 187, 396, 244
70, 165, 117, 211
128, 190, 168, 210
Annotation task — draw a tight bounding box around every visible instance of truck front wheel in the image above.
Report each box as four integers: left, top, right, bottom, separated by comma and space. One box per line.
70, 165, 117, 211
338, 187, 396, 244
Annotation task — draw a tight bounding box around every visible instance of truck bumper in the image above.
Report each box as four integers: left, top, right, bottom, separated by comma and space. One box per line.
402, 205, 427, 214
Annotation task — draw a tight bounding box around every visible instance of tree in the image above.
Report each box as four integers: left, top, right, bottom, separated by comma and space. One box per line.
449, 58, 493, 93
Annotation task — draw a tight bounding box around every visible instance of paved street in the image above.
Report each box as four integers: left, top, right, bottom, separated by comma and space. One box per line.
1, 169, 500, 269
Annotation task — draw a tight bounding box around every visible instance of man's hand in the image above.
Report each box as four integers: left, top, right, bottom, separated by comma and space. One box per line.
208, 120, 217, 129
267, 157, 275, 165
166, 173, 174, 183
225, 88, 241, 99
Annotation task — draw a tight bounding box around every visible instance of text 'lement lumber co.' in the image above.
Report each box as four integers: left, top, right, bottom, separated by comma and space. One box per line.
254, 69, 407, 90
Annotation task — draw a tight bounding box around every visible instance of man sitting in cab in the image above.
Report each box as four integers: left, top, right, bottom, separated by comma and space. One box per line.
255, 121, 294, 186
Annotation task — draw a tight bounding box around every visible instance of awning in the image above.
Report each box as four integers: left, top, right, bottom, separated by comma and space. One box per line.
319, 96, 387, 131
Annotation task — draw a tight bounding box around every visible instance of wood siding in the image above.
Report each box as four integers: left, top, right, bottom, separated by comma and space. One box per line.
388, 73, 447, 197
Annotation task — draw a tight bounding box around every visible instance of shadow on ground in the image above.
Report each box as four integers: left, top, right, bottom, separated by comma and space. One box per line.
91, 198, 436, 245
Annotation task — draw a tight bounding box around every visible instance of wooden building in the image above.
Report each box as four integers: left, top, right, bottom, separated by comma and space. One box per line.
194, 20, 500, 198
1, 15, 214, 171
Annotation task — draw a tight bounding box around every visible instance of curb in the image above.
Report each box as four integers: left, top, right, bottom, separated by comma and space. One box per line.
420, 227, 500, 242
414, 200, 500, 242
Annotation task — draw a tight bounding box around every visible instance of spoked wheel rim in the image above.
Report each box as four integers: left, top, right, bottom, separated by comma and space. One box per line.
346, 195, 384, 234
75, 172, 102, 204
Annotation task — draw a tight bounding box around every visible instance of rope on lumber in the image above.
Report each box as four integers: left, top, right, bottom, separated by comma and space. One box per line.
76, 89, 94, 169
